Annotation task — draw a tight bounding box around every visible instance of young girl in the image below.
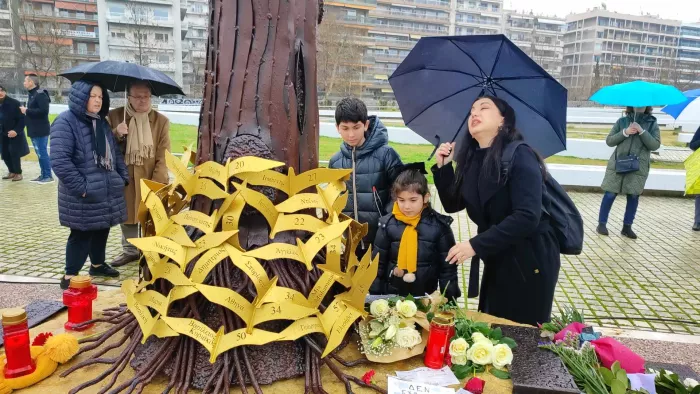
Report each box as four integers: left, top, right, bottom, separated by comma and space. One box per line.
369, 162, 461, 300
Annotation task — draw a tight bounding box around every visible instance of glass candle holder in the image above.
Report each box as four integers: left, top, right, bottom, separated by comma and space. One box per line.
424, 311, 455, 369
2, 308, 36, 378
63, 276, 98, 331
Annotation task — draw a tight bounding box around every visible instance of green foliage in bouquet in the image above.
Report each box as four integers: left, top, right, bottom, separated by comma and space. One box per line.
651, 369, 700, 394
449, 318, 517, 380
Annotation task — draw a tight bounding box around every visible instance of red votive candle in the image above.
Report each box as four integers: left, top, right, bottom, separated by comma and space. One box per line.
2, 308, 36, 378
63, 276, 98, 331
424, 311, 455, 369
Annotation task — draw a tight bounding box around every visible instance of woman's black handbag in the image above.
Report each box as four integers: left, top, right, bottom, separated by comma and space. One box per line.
615, 133, 639, 174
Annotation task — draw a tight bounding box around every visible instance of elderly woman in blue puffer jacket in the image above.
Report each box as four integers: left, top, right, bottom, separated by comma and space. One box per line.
50, 80, 128, 289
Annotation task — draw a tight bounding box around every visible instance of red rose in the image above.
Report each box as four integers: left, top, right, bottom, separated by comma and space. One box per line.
362, 370, 376, 385
444, 353, 452, 367
465, 377, 486, 394
32, 332, 53, 346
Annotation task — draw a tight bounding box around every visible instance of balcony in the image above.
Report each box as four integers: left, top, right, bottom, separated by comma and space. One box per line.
456, 18, 501, 27
370, 37, 417, 49
370, 9, 449, 24
57, 13, 99, 21
55, 29, 98, 39
377, 0, 450, 11
338, 15, 376, 28
107, 13, 174, 27
325, 0, 377, 8
373, 54, 405, 62
68, 49, 99, 57
375, 21, 447, 35
149, 62, 176, 72
456, 5, 501, 16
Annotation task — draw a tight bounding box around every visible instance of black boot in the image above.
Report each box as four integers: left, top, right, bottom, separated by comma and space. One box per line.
89, 263, 120, 278
621, 225, 637, 239
693, 223, 700, 232
596, 223, 609, 236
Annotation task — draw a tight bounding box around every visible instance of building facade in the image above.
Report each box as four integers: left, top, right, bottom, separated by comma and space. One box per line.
503, 11, 565, 79
0, 0, 17, 92
677, 23, 700, 89
562, 8, 682, 99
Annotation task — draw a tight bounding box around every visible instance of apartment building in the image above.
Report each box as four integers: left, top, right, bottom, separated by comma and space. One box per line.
15, 0, 101, 91
677, 23, 700, 88
562, 8, 681, 97
0, 0, 17, 91
503, 11, 565, 79
181, 0, 208, 96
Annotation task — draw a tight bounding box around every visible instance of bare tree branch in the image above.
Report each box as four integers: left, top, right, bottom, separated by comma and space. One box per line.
317, 13, 364, 102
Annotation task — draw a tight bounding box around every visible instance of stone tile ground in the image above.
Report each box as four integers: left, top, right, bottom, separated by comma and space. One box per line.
1, 162, 698, 335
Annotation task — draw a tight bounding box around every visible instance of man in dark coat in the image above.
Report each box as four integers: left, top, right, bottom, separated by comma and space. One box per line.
328, 97, 403, 255
50, 80, 128, 289
690, 125, 700, 231
21, 74, 53, 183
0, 85, 29, 182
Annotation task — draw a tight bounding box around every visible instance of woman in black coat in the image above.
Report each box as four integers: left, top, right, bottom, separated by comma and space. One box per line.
431, 96, 560, 326
0, 85, 29, 181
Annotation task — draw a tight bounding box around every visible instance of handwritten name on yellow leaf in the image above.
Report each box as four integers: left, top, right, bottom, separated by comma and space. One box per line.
159, 221, 196, 247
165, 150, 194, 196
172, 210, 216, 234
279, 317, 326, 341
195, 283, 254, 322
189, 247, 229, 283
233, 183, 279, 228
322, 307, 362, 358
129, 237, 187, 267
193, 177, 230, 200
196, 161, 229, 186
225, 244, 270, 295
186, 230, 239, 262
275, 193, 325, 213
308, 271, 339, 309
234, 170, 289, 195
161, 316, 221, 353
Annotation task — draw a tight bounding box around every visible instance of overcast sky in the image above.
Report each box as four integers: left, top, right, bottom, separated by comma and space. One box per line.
505, 0, 700, 23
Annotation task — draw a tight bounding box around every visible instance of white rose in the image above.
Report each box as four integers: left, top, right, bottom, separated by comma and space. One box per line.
452, 354, 468, 366
370, 299, 390, 317
368, 320, 384, 338
492, 344, 514, 369
468, 341, 494, 365
384, 324, 398, 340
396, 327, 422, 348
449, 338, 469, 357
471, 332, 490, 344
396, 300, 417, 318
684, 378, 699, 389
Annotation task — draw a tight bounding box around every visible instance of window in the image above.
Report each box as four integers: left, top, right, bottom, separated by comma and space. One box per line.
77, 43, 88, 54
155, 33, 168, 42
0, 38, 12, 47
158, 54, 169, 63
192, 3, 204, 13
110, 5, 125, 17
111, 31, 126, 38
60, 10, 69, 17
0, 0, 7, 10
153, 9, 169, 21
76, 12, 85, 19
347, 9, 356, 17
60, 23, 70, 30
134, 32, 148, 42
0, 19, 10, 29
76, 25, 86, 32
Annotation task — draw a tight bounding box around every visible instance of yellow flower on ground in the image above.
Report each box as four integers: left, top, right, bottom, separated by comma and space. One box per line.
468, 341, 494, 366
449, 338, 469, 357
370, 299, 390, 317
452, 354, 468, 365
492, 344, 514, 369
395, 300, 417, 318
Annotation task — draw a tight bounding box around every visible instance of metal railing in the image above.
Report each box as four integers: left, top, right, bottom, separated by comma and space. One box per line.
379, 0, 450, 8
326, 0, 378, 6
371, 9, 449, 23
374, 22, 448, 34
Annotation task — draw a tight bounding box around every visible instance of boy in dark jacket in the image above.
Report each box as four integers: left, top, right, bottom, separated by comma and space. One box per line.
690, 126, 700, 231
370, 163, 461, 300
328, 98, 403, 255
21, 74, 53, 183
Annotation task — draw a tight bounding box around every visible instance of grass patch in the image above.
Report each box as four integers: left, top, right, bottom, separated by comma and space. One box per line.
39, 115, 685, 173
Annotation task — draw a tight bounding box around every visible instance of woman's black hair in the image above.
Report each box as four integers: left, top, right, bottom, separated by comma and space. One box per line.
392, 169, 430, 198
454, 95, 547, 187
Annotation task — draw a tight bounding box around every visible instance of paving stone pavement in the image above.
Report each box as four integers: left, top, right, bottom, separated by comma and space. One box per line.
1, 161, 698, 335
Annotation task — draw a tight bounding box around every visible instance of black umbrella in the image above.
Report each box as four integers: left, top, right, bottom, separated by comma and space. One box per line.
389, 34, 567, 159
59, 60, 185, 96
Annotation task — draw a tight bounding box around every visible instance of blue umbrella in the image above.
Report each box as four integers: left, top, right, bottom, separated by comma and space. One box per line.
59, 60, 185, 96
661, 89, 700, 119
589, 81, 686, 107
388, 34, 567, 159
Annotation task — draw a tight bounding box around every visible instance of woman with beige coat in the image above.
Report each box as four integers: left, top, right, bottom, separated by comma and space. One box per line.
107, 82, 171, 267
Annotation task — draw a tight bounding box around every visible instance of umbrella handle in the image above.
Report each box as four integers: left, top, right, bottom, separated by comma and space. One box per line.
427, 135, 441, 161
124, 91, 127, 124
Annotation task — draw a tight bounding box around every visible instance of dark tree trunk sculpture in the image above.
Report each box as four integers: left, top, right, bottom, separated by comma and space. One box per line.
61, 0, 389, 393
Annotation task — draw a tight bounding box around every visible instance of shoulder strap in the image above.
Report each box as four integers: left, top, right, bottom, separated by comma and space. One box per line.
501, 140, 527, 182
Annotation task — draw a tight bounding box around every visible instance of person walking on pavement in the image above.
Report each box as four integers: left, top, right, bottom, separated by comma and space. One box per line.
51, 81, 128, 289
0, 85, 29, 182
597, 106, 661, 239
20, 74, 54, 184
107, 81, 171, 267
690, 125, 700, 231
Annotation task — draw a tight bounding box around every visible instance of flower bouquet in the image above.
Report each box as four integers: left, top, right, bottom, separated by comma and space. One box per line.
358, 297, 431, 363
448, 317, 517, 380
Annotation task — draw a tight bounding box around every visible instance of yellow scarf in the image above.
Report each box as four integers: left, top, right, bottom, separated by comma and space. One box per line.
392, 202, 425, 274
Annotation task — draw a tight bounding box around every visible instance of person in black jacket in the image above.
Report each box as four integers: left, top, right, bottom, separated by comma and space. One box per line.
370, 163, 460, 300
328, 97, 403, 256
0, 85, 29, 182
690, 125, 700, 231
51, 80, 128, 289
21, 74, 53, 183
431, 96, 560, 326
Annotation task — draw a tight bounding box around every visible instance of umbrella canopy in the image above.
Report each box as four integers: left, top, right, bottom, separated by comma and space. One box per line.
389, 34, 568, 159
661, 89, 700, 119
59, 60, 185, 96
589, 81, 686, 107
